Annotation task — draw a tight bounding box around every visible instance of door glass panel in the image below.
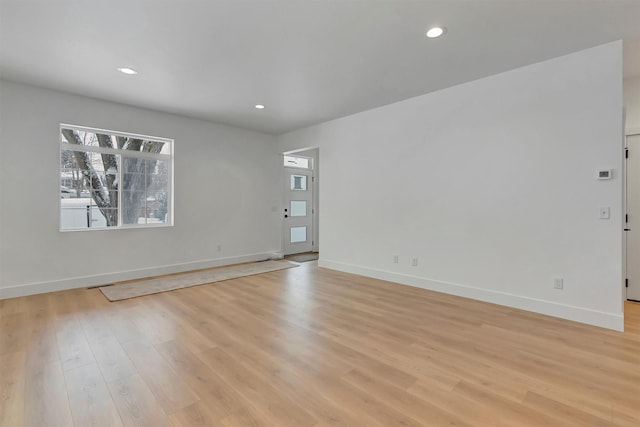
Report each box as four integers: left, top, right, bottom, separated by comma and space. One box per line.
290, 201, 307, 217
290, 226, 307, 243
290, 175, 307, 191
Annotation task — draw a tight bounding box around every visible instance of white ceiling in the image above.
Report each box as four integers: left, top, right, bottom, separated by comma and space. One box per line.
1, 0, 640, 134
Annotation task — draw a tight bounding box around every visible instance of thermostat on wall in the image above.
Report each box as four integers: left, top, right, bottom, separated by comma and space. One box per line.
597, 169, 612, 180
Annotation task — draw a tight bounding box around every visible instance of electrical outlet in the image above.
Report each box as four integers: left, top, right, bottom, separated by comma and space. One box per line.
393, 255, 399, 264
553, 277, 563, 290
412, 257, 418, 267
217, 245, 222, 252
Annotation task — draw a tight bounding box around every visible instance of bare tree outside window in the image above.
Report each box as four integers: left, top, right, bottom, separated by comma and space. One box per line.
60, 125, 172, 230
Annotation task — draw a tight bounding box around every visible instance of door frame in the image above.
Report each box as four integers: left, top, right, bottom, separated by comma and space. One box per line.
281, 148, 319, 255
624, 128, 640, 301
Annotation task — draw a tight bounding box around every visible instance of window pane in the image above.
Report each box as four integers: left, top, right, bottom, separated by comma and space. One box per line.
284, 155, 310, 169
121, 156, 146, 225
121, 138, 167, 154
290, 201, 307, 217
90, 207, 112, 228
147, 159, 169, 179
60, 149, 118, 229
146, 159, 169, 223
290, 226, 307, 243
60, 200, 92, 229
146, 160, 168, 188
120, 159, 169, 224
122, 191, 147, 224
144, 193, 168, 224
290, 175, 307, 191
61, 150, 86, 195
122, 157, 146, 185
60, 201, 111, 230
61, 128, 102, 147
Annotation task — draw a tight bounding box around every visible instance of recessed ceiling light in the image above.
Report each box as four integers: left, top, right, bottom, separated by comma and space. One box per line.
117, 67, 138, 75
255, 104, 265, 109
426, 26, 446, 38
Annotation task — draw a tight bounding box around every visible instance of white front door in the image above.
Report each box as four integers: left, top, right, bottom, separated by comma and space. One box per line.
627, 134, 640, 301
283, 167, 313, 255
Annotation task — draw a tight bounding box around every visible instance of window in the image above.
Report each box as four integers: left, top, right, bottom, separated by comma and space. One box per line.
290, 200, 307, 216
60, 124, 173, 231
283, 155, 311, 169
290, 226, 307, 243
290, 174, 308, 191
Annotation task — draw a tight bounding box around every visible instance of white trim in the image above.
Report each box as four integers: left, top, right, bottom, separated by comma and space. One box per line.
59, 221, 173, 233
283, 147, 316, 156
318, 259, 624, 331
623, 134, 629, 302
118, 153, 123, 227
168, 136, 174, 226
0, 252, 274, 300
624, 132, 639, 302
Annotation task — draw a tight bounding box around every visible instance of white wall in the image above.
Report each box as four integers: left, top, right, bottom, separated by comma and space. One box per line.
625, 76, 640, 133
278, 42, 624, 330
0, 80, 282, 298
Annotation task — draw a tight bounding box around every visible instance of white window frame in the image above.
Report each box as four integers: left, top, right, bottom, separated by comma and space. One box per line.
59, 124, 174, 231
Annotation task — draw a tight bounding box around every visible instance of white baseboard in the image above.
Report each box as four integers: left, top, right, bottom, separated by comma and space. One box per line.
0, 252, 273, 300
318, 259, 624, 332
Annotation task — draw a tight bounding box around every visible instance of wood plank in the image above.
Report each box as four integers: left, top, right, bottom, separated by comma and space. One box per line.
0, 313, 28, 355
407, 379, 498, 426
0, 351, 25, 427
169, 401, 237, 427
120, 340, 199, 414
106, 373, 169, 427
452, 380, 561, 426
155, 340, 245, 421
194, 346, 316, 427
220, 407, 270, 427
56, 316, 96, 371
89, 336, 137, 383
342, 368, 473, 427
23, 361, 73, 427
522, 390, 612, 427
147, 295, 218, 354
23, 315, 60, 372
79, 309, 116, 343
64, 363, 123, 427
0, 296, 24, 318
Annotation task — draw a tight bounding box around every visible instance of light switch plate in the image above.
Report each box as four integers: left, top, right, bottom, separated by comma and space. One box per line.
599, 207, 610, 219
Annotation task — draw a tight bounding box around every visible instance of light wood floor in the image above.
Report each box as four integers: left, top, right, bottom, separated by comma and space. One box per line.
1, 262, 639, 427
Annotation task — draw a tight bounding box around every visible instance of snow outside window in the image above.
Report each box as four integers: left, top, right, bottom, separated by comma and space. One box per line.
60, 125, 173, 231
